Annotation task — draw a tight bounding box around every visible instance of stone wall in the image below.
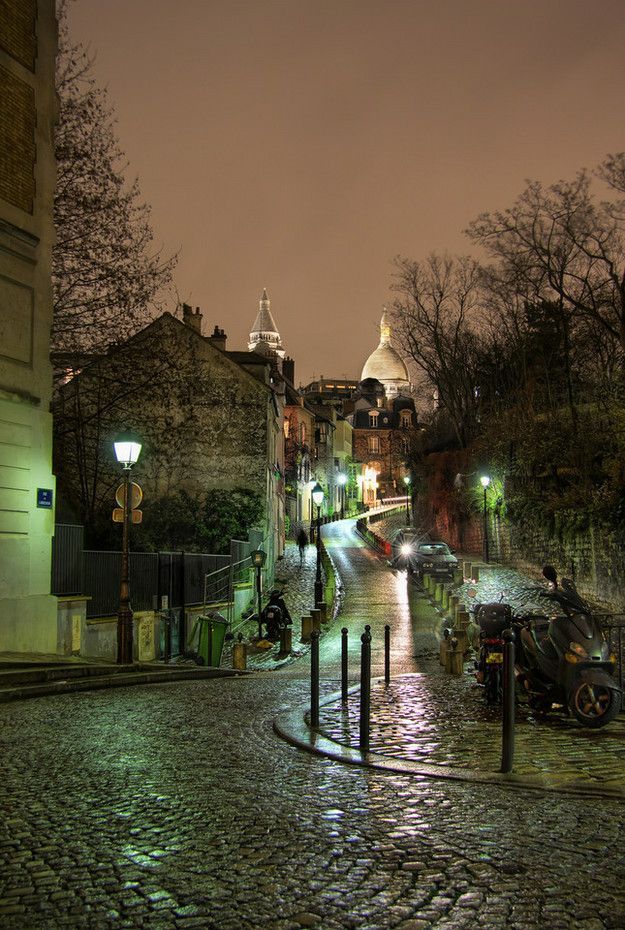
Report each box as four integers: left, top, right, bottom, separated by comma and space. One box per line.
421, 451, 625, 612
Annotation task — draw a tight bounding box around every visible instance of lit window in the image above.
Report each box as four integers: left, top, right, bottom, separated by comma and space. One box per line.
401, 411, 412, 428
369, 436, 380, 453
369, 410, 379, 427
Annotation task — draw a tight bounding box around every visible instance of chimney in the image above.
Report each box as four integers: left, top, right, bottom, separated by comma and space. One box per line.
208, 324, 227, 351
182, 302, 203, 334
282, 356, 295, 384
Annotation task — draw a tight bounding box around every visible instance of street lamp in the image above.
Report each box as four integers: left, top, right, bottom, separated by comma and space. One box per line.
403, 474, 411, 526
113, 430, 142, 664
337, 472, 347, 519
312, 481, 324, 605
250, 549, 267, 639
480, 475, 490, 563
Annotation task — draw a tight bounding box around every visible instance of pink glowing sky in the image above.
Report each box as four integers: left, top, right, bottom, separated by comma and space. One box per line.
68, 0, 625, 385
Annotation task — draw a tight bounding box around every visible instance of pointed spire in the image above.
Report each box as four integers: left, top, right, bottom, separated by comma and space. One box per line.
380, 307, 391, 345
261, 287, 269, 302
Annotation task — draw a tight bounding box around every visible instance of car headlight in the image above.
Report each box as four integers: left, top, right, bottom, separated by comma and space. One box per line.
400, 544, 413, 556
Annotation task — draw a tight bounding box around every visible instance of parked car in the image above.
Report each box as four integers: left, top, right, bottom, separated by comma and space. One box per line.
393, 533, 458, 579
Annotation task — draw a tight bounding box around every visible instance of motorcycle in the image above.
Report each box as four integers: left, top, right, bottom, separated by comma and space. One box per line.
514, 566, 621, 728
260, 589, 292, 641
471, 595, 513, 705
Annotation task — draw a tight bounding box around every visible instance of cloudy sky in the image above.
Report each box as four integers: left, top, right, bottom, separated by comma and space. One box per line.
68, 0, 625, 385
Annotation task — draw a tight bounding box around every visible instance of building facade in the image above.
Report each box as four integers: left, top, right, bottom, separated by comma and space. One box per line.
0, 1, 58, 652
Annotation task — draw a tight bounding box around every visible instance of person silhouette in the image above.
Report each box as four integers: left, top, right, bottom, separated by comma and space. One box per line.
297, 528, 308, 562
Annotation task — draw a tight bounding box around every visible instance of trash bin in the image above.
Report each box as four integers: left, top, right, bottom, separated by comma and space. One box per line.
191, 612, 228, 667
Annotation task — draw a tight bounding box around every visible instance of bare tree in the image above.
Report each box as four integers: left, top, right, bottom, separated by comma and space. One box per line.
391, 254, 484, 447
466, 166, 625, 360
53, 1, 176, 364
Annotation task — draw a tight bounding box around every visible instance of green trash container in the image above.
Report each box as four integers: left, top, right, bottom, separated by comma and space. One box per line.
191, 613, 228, 667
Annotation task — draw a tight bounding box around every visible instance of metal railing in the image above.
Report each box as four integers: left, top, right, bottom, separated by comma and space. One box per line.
600, 614, 625, 709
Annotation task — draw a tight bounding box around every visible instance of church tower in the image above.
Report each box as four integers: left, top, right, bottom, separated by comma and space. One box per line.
248, 289, 285, 359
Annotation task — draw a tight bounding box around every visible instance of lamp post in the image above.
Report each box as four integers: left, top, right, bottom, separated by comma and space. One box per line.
312, 481, 324, 605
337, 472, 347, 519
114, 431, 142, 664
250, 549, 267, 639
480, 475, 490, 563
403, 474, 411, 526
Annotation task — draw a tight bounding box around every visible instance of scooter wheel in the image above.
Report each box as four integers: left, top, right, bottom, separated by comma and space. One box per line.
568, 682, 620, 728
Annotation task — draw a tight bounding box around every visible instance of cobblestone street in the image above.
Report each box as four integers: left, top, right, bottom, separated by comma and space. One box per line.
1, 518, 625, 929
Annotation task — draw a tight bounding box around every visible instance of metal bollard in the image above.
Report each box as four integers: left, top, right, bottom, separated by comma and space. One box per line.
501, 628, 515, 773
311, 608, 322, 633
232, 632, 247, 670
310, 630, 320, 728
318, 602, 328, 624
359, 629, 372, 750
279, 625, 292, 658
384, 624, 390, 686
440, 627, 451, 665
341, 627, 348, 704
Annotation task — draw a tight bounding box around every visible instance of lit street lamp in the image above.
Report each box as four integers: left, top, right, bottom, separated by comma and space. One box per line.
250, 549, 267, 639
337, 472, 347, 519
114, 430, 142, 664
312, 481, 324, 605
480, 475, 490, 563
403, 474, 411, 525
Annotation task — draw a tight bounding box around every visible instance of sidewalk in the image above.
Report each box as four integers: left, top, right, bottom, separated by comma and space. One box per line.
275, 521, 625, 799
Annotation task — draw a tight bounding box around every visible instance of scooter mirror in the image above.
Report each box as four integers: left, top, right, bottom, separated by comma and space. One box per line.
542, 565, 558, 584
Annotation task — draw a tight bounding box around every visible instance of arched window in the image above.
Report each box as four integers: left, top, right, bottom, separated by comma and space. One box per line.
369, 410, 379, 427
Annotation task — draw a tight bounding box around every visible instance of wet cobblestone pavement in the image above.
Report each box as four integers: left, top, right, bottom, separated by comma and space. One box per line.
2, 516, 625, 928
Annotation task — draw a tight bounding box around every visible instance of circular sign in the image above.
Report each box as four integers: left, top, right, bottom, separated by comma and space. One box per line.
115, 481, 143, 510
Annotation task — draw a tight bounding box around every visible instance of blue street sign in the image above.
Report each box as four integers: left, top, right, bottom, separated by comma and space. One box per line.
37, 488, 54, 509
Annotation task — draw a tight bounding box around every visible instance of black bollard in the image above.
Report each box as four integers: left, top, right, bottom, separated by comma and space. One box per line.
310, 630, 320, 728
341, 627, 349, 704
384, 624, 390, 686
359, 629, 372, 750
501, 628, 515, 773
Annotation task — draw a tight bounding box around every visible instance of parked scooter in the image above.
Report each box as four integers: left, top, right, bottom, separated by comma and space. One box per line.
514, 566, 620, 728
470, 594, 513, 705
261, 589, 292, 641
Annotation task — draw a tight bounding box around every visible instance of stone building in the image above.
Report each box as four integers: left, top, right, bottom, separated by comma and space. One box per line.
351, 312, 418, 506
55, 306, 285, 571
0, 1, 58, 652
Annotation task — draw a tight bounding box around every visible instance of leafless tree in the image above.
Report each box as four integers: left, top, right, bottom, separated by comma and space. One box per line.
391, 254, 484, 447
53, 1, 177, 366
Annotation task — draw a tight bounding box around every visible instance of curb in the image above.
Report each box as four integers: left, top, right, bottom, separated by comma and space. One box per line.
0, 666, 247, 702
273, 683, 625, 801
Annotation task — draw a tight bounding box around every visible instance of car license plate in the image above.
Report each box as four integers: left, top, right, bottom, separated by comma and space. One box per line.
486, 652, 503, 664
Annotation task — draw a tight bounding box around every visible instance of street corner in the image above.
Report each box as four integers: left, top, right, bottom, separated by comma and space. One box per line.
274, 672, 625, 800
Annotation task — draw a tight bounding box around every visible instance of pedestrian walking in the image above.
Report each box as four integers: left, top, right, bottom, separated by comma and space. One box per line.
297, 528, 308, 563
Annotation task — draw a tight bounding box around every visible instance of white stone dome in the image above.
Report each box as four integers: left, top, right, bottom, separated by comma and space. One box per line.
360, 311, 409, 391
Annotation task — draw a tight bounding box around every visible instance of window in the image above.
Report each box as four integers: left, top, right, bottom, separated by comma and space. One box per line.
400, 411, 412, 429
369, 436, 380, 454
369, 410, 379, 427
401, 437, 409, 455
300, 423, 306, 444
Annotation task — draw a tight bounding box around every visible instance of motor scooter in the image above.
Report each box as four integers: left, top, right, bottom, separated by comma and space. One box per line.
260, 589, 292, 641
514, 566, 620, 728
470, 594, 513, 705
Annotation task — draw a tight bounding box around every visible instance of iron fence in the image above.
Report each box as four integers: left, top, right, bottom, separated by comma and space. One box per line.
600, 614, 625, 710
51, 526, 263, 630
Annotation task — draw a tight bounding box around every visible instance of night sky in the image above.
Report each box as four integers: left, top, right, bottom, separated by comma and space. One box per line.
68, 0, 625, 385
